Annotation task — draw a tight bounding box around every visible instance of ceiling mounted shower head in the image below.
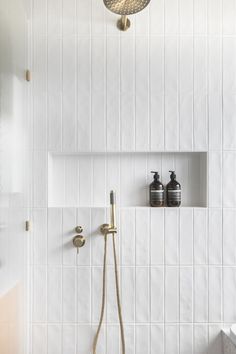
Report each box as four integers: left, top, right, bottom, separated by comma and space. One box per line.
103, 0, 151, 31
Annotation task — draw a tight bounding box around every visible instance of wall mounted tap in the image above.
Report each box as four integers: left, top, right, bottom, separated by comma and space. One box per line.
73, 225, 85, 253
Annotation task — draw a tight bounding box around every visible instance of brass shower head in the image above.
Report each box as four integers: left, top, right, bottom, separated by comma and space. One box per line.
103, 0, 151, 31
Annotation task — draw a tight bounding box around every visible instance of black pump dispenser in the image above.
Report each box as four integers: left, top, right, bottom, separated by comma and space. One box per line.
149, 171, 164, 207
166, 170, 181, 207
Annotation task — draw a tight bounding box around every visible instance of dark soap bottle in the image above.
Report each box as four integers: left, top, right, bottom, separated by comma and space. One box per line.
166, 170, 181, 207
149, 171, 164, 207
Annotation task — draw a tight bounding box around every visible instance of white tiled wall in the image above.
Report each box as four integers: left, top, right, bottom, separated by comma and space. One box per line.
28, 0, 236, 353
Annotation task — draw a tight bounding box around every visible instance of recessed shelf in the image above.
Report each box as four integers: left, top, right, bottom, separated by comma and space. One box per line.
48, 152, 207, 208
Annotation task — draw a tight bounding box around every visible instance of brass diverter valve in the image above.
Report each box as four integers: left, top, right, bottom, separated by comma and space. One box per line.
73, 226, 85, 253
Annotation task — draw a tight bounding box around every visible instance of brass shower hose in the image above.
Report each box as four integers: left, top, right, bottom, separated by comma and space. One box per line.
92, 232, 126, 354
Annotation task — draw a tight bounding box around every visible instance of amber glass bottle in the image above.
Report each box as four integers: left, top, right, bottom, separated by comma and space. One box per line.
149, 171, 164, 207
166, 171, 181, 207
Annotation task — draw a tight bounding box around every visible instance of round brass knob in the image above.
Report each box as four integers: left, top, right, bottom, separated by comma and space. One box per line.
73, 235, 85, 252
75, 225, 83, 233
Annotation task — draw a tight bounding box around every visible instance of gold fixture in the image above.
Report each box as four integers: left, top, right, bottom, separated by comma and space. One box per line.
73, 235, 85, 253
25, 220, 30, 231
73, 225, 85, 253
75, 225, 83, 233
93, 191, 125, 354
26, 70, 31, 82
103, 0, 151, 31
100, 191, 117, 235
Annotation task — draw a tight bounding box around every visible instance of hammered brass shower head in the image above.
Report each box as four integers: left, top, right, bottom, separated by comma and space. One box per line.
103, 0, 151, 31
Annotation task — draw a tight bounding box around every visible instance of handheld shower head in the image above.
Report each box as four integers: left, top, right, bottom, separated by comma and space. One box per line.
103, 0, 151, 31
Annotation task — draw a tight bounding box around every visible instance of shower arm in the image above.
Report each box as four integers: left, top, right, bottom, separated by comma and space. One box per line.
100, 191, 117, 235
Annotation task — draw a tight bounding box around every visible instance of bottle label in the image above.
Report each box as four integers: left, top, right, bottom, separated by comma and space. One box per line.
151, 190, 164, 202
167, 189, 181, 201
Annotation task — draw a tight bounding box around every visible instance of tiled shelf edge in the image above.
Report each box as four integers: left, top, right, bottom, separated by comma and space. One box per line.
48, 151, 208, 208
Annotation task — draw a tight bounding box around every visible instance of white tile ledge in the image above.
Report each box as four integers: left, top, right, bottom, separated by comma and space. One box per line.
222, 328, 236, 354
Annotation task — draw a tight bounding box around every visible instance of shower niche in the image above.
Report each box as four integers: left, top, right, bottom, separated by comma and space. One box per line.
48, 152, 207, 208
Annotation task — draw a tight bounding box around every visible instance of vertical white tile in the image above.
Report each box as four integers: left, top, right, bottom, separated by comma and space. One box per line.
77, 37, 91, 151
107, 267, 118, 323
151, 325, 164, 354
32, 37, 47, 150
33, 266, 47, 322
62, 208, 77, 265
79, 156, 92, 206
33, 151, 47, 207
150, 36, 164, 151
194, 209, 207, 265
179, 0, 193, 34
106, 156, 120, 206
77, 267, 91, 323
91, 325, 105, 353
150, 208, 164, 265
193, 37, 208, 150
106, 37, 120, 151
223, 37, 236, 149
165, 325, 179, 354
62, 35, 77, 151
124, 325, 135, 354
92, 267, 103, 322
165, 209, 179, 265
150, 0, 164, 35
48, 36, 62, 151
180, 324, 193, 354
134, 155, 148, 206
223, 209, 236, 264
180, 267, 193, 322
120, 155, 135, 206
223, 152, 236, 207
135, 36, 149, 151
32, 0, 47, 37
32, 325, 47, 354
223, 0, 236, 35
194, 0, 207, 34
32, 208, 47, 265
165, 267, 179, 322
180, 208, 193, 265
179, 37, 193, 151
208, 152, 222, 207
136, 325, 150, 354
223, 267, 236, 322
209, 209, 222, 265
193, 325, 208, 354
62, 325, 76, 354
77, 325, 93, 354
47, 267, 62, 322
48, 324, 62, 354
165, 0, 179, 34
165, 37, 179, 150
76, 208, 91, 266
48, 208, 63, 265
47, 0, 62, 37
62, 0, 76, 37
91, 37, 106, 152
121, 267, 135, 322
209, 37, 222, 150
136, 267, 149, 323
208, 325, 222, 354
120, 36, 135, 151
208, 267, 222, 322
77, 0, 91, 36
91, 0, 105, 35
136, 208, 149, 265
208, 0, 222, 35
121, 208, 135, 266
107, 326, 120, 354
63, 267, 76, 323
194, 266, 208, 323
92, 156, 106, 206
150, 267, 164, 322
64, 158, 78, 206
91, 208, 106, 266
